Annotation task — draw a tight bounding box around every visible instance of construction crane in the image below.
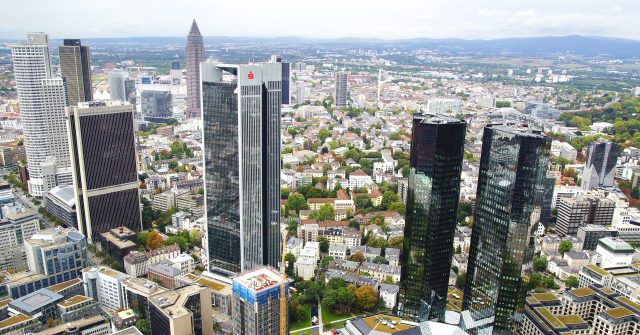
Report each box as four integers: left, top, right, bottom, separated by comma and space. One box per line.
280, 228, 288, 335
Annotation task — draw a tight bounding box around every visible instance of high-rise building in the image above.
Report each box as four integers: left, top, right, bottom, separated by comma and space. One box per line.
141, 87, 173, 121
269, 54, 291, 105
149, 284, 213, 335
581, 139, 621, 190
0, 206, 40, 272
82, 266, 129, 311
334, 71, 348, 107
171, 61, 181, 70
124, 78, 136, 106
66, 101, 142, 243
400, 113, 466, 322
58, 39, 93, 106
109, 70, 127, 101
232, 267, 288, 335
461, 124, 550, 335
9, 33, 72, 197
556, 194, 616, 236
7, 227, 87, 298
185, 19, 204, 119
577, 225, 619, 251
201, 62, 282, 273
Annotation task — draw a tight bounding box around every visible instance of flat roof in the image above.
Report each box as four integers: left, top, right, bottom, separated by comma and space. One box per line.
569, 287, 597, 298
112, 326, 144, 335
57, 295, 91, 308
234, 267, 282, 293
531, 293, 558, 302
358, 314, 417, 334
10, 288, 63, 313
0, 313, 33, 329
585, 264, 608, 276
46, 278, 82, 292
604, 307, 634, 319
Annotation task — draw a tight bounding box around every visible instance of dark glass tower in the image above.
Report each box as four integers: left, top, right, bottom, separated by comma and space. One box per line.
59, 39, 92, 106
201, 62, 282, 274
67, 101, 142, 243
580, 139, 620, 190
461, 124, 550, 335
401, 113, 466, 322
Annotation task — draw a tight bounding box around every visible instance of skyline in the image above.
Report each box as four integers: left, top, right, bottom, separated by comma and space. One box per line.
1, 1, 640, 41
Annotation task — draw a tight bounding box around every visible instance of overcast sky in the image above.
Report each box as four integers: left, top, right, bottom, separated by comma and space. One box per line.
2, 0, 639, 40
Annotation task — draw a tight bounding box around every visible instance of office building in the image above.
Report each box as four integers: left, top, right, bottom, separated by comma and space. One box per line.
171, 61, 181, 70
581, 139, 621, 190
334, 71, 348, 107
595, 237, 635, 269
109, 70, 127, 101
425, 96, 462, 115
9, 33, 72, 197
0, 206, 39, 272
141, 87, 173, 121
45, 185, 77, 229
577, 225, 619, 251
556, 194, 616, 236
33, 315, 111, 335
9, 288, 64, 324
82, 266, 129, 311
201, 62, 282, 273
7, 228, 87, 299
149, 284, 213, 335
269, 55, 291, 105
100, 226, 137, 268
58, 39, 92, 106
67, 101, 142, 242
185, 19, 204, 119
124, 78, 136, 105
122, 277, 168, 319
401, 113, 466, 322
56, 294, 101, 323
462, 124, 550, 335
232, 267, 288, 335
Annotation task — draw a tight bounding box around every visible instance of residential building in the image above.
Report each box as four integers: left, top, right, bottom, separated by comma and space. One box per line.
185, 20, 204, 119
147, 260, 187, 289
577, 225, 619, 251
556, 194, 616, 236
201, 62, 282, 273
58, 39, 92, 106
149, 284, 213, 335
581, 139, 621, 190
9, 33, 72, 197
67, 101, 141, 242
82, 266, 129, 311
334, 71, 348, 107
462, 124, 550, 335
379, 284, 400, 309
231, 267, 288, 335
401, 113, 466, 322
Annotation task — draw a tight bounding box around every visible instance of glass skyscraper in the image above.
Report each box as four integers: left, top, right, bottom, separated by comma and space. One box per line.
58, 39, 93, 107
201, 62, 282, 274
461, 124, 550, 335
580, 139, 621, 190
401, 113, 466, 322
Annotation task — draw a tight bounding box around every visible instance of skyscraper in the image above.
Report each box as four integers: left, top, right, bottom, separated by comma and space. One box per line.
109, 70, 127, 101
9, 33, 72, 197
401, 113, 466, 322
269, 54, 291, 105
334, 71, 348, 107
185, 19, 204, 119
461, 124, 550, 335
232, 267, 288, 335
580, 139, 621, 190
66, 101, 142, 243
58, 39, 93, 106
201, 61, 282, 274
141, 87, 173, 121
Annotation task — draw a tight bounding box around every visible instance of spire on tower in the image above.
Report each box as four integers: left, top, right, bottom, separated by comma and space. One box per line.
189, 19, 201, 36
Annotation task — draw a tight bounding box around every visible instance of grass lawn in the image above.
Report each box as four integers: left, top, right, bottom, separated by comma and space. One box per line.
289, 302, 312, 332
321, 304, 364, 329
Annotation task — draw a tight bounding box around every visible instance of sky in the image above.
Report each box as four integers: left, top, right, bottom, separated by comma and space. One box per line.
2, 0, 640, 40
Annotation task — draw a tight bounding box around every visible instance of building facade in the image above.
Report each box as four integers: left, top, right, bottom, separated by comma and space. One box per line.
67, 101, 142, 242
462, 125, 550, 335
581, 140, 621, 190
201, 62, 282, 273
185, 19, 204, 119
401, 113, 466, 322
334, 71, 348, 107
149, 284, 213, 335
58, 39, 92, 106
141, 87, 173, 121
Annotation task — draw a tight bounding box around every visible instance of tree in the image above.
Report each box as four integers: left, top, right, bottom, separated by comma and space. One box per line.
455, 272, 466, 289
316, 203, 335, 221
558, 240, 573, 255
387, 202, 406, 215
372, 256, 388, 264
533, 256, 548, 272
286, 194, 309, 214
354, 195, 373, 209
136, 319, 151, 335
388, 236, 403, 249
455, 245, 462, 254
287, 220, 298, 235
147, 231, 164, 250
321, 256, 334, 268
318, 128, 331, 144
189, 229, 201, 248
565, 276, 579, 288
170, 140, 186, 158
632, 187, 640, 199
366, 237, 387, 249
381, 191, 400, 209
350, 251, 366, 264
281, 188, 291, 199
318, 236, 330, 253
289, 299, 307, 323
285, 253, 296, 277
543, 275, 558, 289
355, 285, 377, 311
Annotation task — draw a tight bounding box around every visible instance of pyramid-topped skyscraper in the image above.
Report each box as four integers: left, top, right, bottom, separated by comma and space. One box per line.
185, 19, 204, 119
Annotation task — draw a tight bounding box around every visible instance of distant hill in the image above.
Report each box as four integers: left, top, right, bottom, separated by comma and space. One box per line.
2, 35, 639, 58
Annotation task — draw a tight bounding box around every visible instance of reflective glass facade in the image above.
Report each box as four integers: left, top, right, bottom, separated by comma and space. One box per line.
401, 114, 466, 322
461, 125, 550, 335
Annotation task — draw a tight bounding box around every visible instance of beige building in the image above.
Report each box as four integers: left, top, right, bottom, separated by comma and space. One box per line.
149, 284, 213, 335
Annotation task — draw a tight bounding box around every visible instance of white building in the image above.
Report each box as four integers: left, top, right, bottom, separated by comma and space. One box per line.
349, 169, 373, 189
82, 266, 129, 311
379, 284, 399, 309
9, 33, 72, 196
595, 238, 635, 269
295, 257, 316, 281
169, 253, 195, 273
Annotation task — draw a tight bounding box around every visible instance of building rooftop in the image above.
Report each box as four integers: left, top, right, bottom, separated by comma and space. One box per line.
10, 288, 63, 313
149, 285, 205, 320
46, 278, 82, 293
148, 260, 185, 277
112, 326, 144, 335
0, 313, 33, 330
233, 267, 282, 293
83, 266, 129, 281
414, 112, 466, 125
598, 237, 635, 253
604, 307, 634, 319
33, 315, 106, 335
47, 185, 76, 208
182, 273, 231, 294
57, 295, 91, 308
348, 314, 420, 335
568, 287, 597, 298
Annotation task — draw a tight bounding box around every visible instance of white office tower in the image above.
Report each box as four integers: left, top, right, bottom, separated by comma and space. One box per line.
108, 70, 127, 101
9, 33, 72, 197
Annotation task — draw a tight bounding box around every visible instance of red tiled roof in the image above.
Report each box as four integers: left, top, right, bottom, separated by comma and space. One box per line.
350, 169, 368, 176
337, 189, 349, 200
307, 198, 337, 203
318, 220, 350, 228
369, 189, 383, 198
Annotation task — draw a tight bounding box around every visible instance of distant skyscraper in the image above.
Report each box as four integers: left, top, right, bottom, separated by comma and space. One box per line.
269, 54, 290, 105
334, 71, 348, 107
580, 139, 621, 190
124, 78, 136, 106
232, 267, 288, 335
141, 87, 173, 121
67, 101, 141, 243
461, 124, 550, 335
401, 113, 466, 322
201, 61, 282, 274
109, 70, 127, 101
58, 39, 93, 106
171, 60, 181, 70
185, 19, 204, 119
9, 33, 72, 197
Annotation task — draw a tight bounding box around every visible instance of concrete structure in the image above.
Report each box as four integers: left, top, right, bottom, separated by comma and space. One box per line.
185, 20, 204, 119
577, 225, 619, 251
8, 288, 63, 323
9, 33, 72, 197
141, 87, 173, 121
82, 266, 129, 311
122, 277, 167, 319
149, 284, 213, 335
56, 294, 100, 323
100, 226, 137, 268
67, 101, 142, 242
0, 207, 39, 272
147, 260, 187, 289
556, 194, 616, 236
